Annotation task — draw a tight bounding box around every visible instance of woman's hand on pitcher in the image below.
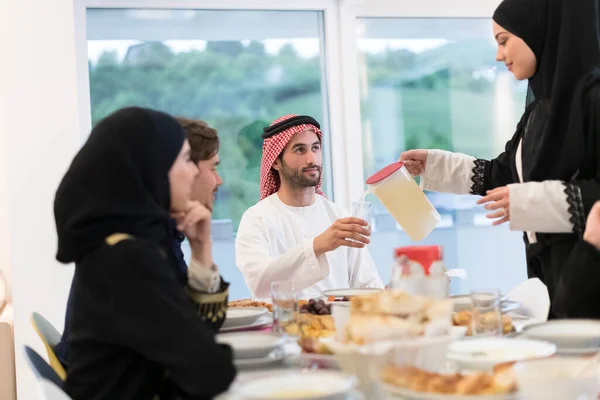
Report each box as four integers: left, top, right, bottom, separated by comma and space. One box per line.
477, 186, 510, 225
399, 149, 428, 176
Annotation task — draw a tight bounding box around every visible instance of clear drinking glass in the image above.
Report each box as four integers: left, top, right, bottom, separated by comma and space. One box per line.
351, 200, 373, 232
271, 280, 297, 335
471, 289, 503, 337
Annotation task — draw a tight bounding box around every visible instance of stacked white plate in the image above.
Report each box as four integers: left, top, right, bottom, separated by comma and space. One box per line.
220, 307, 271, 333
216, 332, 285, 368
517, 319, 600, 354
236, 370, 356, 400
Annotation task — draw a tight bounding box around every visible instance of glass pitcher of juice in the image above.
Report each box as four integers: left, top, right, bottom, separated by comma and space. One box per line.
365, 161, 440, 242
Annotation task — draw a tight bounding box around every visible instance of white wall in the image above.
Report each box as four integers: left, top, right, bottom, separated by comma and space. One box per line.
0, 0, 81, 398
0, 59, 11, 300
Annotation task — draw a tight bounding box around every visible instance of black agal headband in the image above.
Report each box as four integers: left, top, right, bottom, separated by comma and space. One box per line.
261, 115, 321, 139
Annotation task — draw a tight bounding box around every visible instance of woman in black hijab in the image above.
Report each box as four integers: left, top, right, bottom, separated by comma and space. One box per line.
399, 0, 600, 319
54, 107, 236, 399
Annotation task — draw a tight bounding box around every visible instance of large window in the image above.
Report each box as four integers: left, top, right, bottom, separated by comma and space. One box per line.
356, 17, 528, 292
80, 3, 533, 299
86, 9, 333, 299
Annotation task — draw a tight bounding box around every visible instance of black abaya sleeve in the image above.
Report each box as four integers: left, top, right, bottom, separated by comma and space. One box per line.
565, 85, 600, 235
553, 240, 600, 318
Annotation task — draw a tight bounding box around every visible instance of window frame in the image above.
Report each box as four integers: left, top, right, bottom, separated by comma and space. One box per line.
74, 0, 349, 205
338, 0, 503, 202
74, 0, 505, 209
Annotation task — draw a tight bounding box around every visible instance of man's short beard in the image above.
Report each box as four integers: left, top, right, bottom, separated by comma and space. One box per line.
279, 159, 321, 188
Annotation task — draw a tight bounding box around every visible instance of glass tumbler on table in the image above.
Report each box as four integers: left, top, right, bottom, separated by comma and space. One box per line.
471, 289, 503, 337
351, 201, 373, 245
271, 280, 298, 335
351, 201, 372, 230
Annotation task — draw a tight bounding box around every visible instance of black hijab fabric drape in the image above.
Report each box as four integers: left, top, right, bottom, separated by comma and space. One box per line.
54, 107, 185, 263
493, 0, 600, 182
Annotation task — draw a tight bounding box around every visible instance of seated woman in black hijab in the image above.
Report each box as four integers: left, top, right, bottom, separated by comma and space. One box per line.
554, 201, 600, 319
54, 107, 236, 399
399, 0, 600, 319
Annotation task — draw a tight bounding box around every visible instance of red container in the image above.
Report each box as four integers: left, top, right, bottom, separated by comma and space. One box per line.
394, 245, 443, 276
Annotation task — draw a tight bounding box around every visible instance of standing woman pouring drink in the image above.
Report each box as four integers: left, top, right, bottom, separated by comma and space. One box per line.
399, 0, 600, 319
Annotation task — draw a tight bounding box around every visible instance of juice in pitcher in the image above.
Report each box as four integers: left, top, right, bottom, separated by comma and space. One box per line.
366, 161, 440, 241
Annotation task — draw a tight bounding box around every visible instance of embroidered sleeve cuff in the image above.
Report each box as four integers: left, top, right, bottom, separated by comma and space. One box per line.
508, 181, 575, 233
420, 149, 477, 195
470, 159, 489, 196
564, 183, 586, 235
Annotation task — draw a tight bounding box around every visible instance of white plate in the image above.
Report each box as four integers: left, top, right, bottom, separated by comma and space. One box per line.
221, 307, 268, 329
216, 332, 284, 360
237, 370, 355, 400
519, 319, 600, 350
321, 288, 383, 298
447, 337, 556, 371
234, 350, 286, 368
512, 357, 600, 399
220, 314, 273, 333
383, 383, 517, 400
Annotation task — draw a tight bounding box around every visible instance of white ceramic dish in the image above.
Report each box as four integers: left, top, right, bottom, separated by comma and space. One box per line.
383, 383, 517, 400
321, 288, 383, 298
519, 319, 600, 351
237, 370, 355, 400
220, 313, 272, 333
216, 332, 284, 360
512, 356, 600, 399
234, 350, 286, 368
221, 307, 268, 330
447, 337, 556, 371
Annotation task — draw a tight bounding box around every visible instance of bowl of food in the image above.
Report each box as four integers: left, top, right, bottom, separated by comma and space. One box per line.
382, 363, 517, 399
323, 290, 455, 384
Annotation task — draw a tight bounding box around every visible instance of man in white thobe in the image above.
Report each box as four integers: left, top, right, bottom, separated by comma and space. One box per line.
235, 114, 383, 299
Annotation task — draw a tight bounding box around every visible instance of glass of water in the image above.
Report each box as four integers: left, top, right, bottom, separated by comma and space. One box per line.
471, 289, 503, 337
351, 200, 373, 233
271, 280, 297, 335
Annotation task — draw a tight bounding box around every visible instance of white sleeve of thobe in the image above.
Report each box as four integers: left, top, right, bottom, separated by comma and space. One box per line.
235, 213, 330, 299
419, 149, 476, 195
